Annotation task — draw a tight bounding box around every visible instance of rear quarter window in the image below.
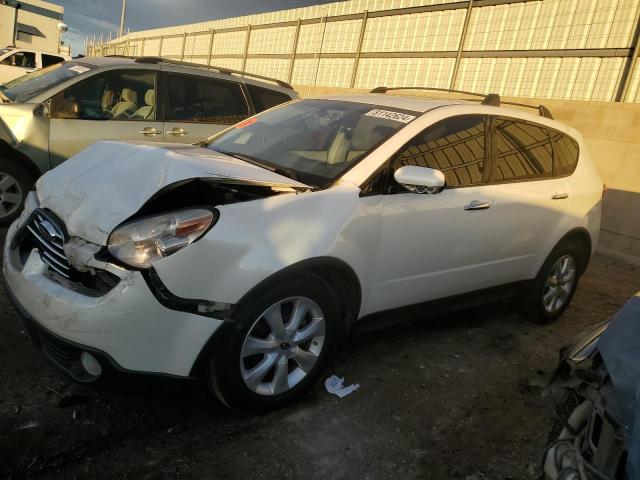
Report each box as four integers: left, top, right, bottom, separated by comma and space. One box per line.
246, 84, 293, 112
494, 118, 553, 182
550, 130, 580, 176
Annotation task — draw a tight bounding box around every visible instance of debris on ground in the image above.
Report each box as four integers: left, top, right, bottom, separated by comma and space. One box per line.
324, 375, 360, 398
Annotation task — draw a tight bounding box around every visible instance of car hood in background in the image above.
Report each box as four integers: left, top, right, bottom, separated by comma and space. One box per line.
36, 141, 309, 245
597, 292, 640, 480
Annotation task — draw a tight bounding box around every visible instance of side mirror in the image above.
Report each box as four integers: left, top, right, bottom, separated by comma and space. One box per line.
394, 166, 445, 194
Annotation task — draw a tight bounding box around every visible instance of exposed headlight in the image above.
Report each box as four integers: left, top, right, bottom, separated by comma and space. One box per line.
107, 208, 217, 269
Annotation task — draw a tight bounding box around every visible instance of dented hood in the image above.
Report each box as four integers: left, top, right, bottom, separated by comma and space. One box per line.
36, 141, 308, 245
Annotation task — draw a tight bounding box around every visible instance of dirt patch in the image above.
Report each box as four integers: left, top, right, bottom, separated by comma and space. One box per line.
1, 228, 638, 479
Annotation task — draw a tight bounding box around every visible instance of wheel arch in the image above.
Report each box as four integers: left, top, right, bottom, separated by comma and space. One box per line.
0, 140, 44, 182
233, 256, 362, 337
188, 257, 362, 378
555, 227, 592, 276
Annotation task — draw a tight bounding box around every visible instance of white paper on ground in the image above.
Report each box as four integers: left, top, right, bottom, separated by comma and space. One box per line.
324, 375, 360, 398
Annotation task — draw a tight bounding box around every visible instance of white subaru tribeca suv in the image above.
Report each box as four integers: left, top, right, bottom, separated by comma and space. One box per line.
3, 90, 603, 412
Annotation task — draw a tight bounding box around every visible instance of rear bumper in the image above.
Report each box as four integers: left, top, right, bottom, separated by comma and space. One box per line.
3, 221, 224, 378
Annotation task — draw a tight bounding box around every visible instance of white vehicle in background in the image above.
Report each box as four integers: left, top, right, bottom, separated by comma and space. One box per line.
3, 89, 604, 413
0, 47, 69, 84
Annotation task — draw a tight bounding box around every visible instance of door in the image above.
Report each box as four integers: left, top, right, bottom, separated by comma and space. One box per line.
369, 116, 496, 313
486, 118, 570, 281
49, 69, 162, 167
162, 72, 251, 144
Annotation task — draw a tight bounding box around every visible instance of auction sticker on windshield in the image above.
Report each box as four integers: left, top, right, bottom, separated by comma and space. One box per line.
365, 109, 416, 123
68, 65, 90, 74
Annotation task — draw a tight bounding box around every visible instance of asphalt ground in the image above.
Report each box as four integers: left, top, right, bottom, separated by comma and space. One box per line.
1, 226, 638, 480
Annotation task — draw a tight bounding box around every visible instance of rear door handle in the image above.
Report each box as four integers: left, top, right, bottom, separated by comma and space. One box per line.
166, 127, 188, 136
138, 127, 161, 136
551, 193, 569, 200
464, 200, 492, 211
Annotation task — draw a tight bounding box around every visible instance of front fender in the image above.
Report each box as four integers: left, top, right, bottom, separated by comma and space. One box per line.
152, 182, 382, 316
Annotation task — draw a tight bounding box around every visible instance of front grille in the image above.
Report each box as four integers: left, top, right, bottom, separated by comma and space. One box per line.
26, 209, 72, 279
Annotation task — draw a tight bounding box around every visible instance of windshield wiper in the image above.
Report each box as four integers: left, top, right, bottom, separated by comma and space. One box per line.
0, 89, 10, 103
216, 150, 298, 181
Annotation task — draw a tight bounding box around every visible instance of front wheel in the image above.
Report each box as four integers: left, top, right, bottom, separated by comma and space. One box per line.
207, 272, 340, 413
0, 160, 35, 227
517, 241, 582, 324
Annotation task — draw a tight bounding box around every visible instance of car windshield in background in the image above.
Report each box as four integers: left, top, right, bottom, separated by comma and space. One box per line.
0, 62, 94, 103
206, 99, 418, 187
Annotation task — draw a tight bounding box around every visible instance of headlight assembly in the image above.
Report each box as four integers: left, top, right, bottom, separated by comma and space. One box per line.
107, 208, 217, 269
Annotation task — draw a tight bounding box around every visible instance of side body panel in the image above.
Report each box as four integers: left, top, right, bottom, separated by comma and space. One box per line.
153, 183, 382, 316
0, 103, 50, 174
48, 117, 165, 167
369, 187, 495, 313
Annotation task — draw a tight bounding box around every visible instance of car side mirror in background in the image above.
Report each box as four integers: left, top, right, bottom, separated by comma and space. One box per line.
394, 166, 445, 194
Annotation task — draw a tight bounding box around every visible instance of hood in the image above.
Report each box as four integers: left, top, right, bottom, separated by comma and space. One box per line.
36, 141, 309, 245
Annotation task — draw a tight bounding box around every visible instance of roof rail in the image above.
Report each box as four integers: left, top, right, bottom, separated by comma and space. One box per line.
104, 55, 293, 89
369, 86, 553, 119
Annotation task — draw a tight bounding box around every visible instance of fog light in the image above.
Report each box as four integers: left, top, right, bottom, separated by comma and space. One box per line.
80, 351, 102, 377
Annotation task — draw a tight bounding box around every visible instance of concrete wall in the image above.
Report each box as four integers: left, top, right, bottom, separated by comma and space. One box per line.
0, 0, 64, 54
297, 85, 640, 265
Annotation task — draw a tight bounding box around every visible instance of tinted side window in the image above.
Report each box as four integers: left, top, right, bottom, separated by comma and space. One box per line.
42, 54, 65, 68
246, 84, 292, 112
165, 74, 249, 124
51, 70, 156, 120
494, 119, 553, 182
550, 130, 579, 176
395, 116, 486, 188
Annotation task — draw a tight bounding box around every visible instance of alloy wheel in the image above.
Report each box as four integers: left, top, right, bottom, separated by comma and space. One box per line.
542, 255, 577, 313
240, 296, 326, 396
0, 172, 23, 219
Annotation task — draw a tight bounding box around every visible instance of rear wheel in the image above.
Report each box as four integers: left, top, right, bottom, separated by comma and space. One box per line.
207, 272, 340, 413
0, 160, 35, 226
518, 240, 582, 324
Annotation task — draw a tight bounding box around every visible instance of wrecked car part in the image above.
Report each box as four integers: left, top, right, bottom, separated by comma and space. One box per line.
108, 208, 218, 269
543, 294, 640, 480
34, 141, 309, 245
12, 208, 120, 297
142, 267, 234, 320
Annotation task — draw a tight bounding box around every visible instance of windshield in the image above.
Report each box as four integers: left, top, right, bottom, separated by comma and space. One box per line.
206, 99, 418, 187
0, 61, 94, 103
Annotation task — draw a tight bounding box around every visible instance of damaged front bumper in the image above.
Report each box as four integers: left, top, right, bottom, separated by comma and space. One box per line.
3, 220, 225, 379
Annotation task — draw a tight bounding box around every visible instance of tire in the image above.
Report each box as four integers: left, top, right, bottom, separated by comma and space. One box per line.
0, 159, 35, 227
207, 271, 340, 413
517, 240, 583, 324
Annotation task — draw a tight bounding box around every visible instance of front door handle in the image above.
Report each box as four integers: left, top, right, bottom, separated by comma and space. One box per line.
464, 200, 492, 211
138, 127, 161, 136
551, 193, 569, 200
166, 127, 188, 136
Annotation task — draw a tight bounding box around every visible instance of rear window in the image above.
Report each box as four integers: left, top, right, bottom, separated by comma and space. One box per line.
42, 54, 66, 68
246, 84, 292, 112
550, 130, 580, 176
494, 119, 553, 182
